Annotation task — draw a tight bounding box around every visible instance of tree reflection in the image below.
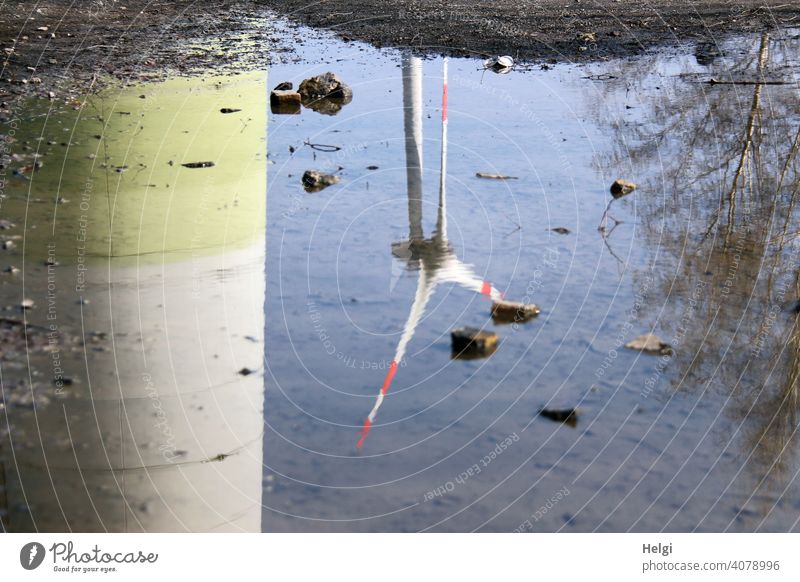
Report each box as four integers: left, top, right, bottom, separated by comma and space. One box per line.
595, 32, 800, 523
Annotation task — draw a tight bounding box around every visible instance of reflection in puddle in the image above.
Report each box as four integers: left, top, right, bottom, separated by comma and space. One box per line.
357, 56, 504, 449
264, 29, 800, 532
3, 22, 800, 533
1, 73, 267, 531
596, 32, 800, 527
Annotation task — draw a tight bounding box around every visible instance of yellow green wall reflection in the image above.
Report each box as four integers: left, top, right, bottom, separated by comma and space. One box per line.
5, 70, 266, 264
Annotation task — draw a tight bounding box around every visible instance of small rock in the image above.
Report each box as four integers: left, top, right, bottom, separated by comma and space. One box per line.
270, 90, 301, 115
298, 73, 353, 115
298, 72, 352, 100
540, 408, 579, 427
238, 367, 254, 376
302, 170, 340, 192
451, 326, 498, 359
20, 298, 34, 310
625, 333, 672, 356
491, 300, 541, 324
551, 227, 570, 235
577, 32, 597, 43
220, 108, 241, 114
273, 81, 293, 91
3, 265, 20, 274
610, 179, 636, 198
0, 219, 15, 230
484, 56, 514, 73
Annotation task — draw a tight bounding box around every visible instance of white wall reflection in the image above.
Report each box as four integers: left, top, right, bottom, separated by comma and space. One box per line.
0, 71, 267, 532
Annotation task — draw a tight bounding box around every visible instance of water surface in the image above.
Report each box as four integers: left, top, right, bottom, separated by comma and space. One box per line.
2, 21, 800, 533
263, 29, 800, 532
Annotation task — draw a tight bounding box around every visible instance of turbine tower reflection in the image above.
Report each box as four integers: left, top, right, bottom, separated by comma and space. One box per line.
357, 56, 502, 448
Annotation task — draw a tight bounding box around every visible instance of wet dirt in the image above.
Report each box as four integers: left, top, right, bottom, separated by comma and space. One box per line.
259, 0, 800, 61
0, 1, 289, 108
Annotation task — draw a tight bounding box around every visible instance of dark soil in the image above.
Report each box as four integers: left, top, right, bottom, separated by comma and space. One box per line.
0, 1, 283, 106
258, 0, 800, 61
2, 1, 797, 107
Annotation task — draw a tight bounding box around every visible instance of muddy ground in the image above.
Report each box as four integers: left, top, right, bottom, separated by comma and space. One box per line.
2, 1, 798, 106
261, 0, 800, 61
0, 0, 289, 108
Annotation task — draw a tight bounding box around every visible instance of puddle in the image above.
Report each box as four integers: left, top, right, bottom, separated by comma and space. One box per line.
263, 30, 800, 532
2, 21, 800, 532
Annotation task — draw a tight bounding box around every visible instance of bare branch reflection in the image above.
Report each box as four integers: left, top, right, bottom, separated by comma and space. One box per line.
594, 31, 800, 522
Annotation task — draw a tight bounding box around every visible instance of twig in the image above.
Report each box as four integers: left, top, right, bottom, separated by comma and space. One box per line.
597, 198, 622, 232
304, 140, 341, 152
707, 78, 790, 85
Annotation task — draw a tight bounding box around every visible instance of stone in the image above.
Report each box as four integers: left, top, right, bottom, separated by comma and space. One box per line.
298, 73, 353, 116
270, 89, 301, 114
540, 408, 579, 427
302, 170, 340, 192
625, 333, 673, 356
610, 179, 636, 198
451, 326, 498, 359
484, 56, 514, 73
491, 300, 541, 324
298, 72, 352, 100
